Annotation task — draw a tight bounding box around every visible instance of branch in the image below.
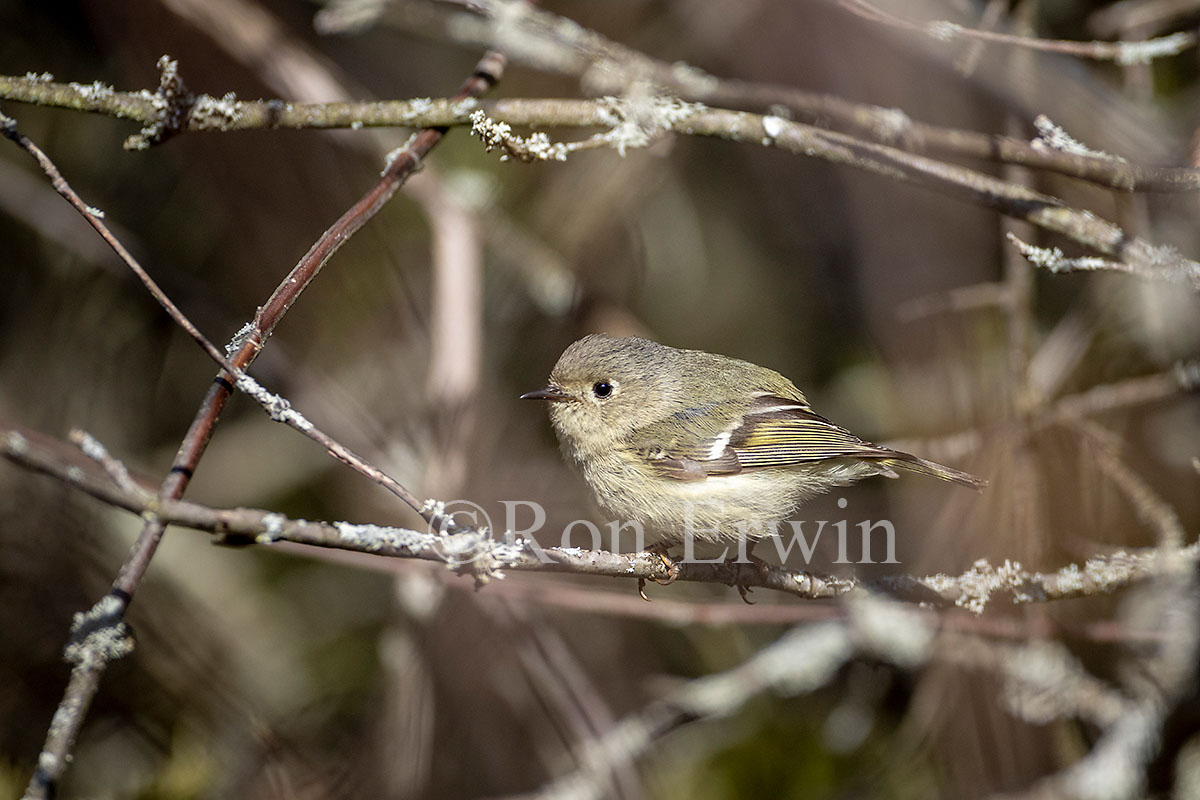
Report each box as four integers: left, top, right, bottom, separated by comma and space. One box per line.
0, 71, 491, 140
7, 60, 1200, 192
841, 0, 1198, 64
0, 102, 458, 537
886, 359, 1200, 466
3, 424, 1196, 612
10, 43, 509, 800
6, 73, 1198, 286
674, 107, 1200, 289
0, 108, 230, 368
325, 0, 1200, 193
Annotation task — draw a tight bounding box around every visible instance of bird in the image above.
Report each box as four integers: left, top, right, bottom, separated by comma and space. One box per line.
522, 334, 984, 585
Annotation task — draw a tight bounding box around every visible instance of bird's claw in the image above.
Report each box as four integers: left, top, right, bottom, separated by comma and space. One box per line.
736, 582, 755, 605
637, 543, 680, 600
728, 552, 770, 604
647, 543, 679, 586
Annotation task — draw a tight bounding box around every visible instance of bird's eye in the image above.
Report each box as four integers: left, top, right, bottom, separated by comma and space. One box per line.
592, 381, 614, 399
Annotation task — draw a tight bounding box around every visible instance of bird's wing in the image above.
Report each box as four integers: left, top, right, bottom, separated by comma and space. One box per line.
728, 396, 894, 468
630, 400, 745, 482
728, 397, 985, 489
633, 395, 891, 482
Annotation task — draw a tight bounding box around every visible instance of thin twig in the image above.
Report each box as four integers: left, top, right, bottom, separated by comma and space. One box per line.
0, 109, 230, 367
0, 99, 447, 528
230, 374, 433, 519
841, 0, 1198, 64
674, 108, 1200, 289
887, 360, 1199, 463
1089, 0, 1200, 39
1071, 420, 1187, 550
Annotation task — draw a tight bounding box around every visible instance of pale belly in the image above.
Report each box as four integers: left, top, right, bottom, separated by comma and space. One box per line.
578, 452, 874, 544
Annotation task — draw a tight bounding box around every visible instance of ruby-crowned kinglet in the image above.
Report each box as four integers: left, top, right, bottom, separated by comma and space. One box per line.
522, 334, 984, 546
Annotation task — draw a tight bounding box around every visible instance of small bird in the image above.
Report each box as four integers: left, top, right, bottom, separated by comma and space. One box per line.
522, 334, 984, 554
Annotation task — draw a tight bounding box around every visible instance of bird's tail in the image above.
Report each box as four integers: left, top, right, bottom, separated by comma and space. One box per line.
875, 451, 987, 491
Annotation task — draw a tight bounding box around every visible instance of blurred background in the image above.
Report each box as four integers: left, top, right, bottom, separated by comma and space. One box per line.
1, 0, 1198, 797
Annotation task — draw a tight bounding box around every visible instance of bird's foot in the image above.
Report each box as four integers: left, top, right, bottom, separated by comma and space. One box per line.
726, 551, 771, 605
637, 542, 680, 601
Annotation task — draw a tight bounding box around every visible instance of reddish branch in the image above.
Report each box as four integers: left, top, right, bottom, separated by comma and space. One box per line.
9, 47, 508, 800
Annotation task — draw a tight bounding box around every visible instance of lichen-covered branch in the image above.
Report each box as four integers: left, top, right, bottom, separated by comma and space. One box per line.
3, 64, 1197, 194
3, 424, 1195, 612
6, 72, 1198, 288
331, 0, 1200, 193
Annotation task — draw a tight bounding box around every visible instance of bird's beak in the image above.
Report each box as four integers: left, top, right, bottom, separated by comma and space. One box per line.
520, 385, 573, 402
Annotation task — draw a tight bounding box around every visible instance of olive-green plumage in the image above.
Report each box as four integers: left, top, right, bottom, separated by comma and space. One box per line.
523, 334, 984, 544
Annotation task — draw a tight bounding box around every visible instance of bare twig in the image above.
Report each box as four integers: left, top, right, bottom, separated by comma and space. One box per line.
514, 613, 867, 800
0, 109, 230, 367
0, 99, 447, 528
887, 359, 1199, 465
1089, 0, 1200, 39
1051, 361, 1200, 418
487, 601, 637, 800
896, 281, 1013, 320
68, 430, 140, 496
990, 540, 1199, 800
955, 0, 1009, 76
673, 108, 1200, 289
841, 0, 1198, 64
1072, 420, 1187, 549
230, 373, 436, 520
